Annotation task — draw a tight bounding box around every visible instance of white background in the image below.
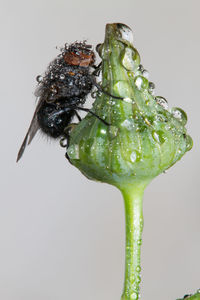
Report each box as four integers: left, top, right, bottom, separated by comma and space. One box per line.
1, 0, 199, 299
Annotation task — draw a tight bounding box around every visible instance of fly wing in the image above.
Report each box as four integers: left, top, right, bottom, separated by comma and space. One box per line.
16, 98, 43, 162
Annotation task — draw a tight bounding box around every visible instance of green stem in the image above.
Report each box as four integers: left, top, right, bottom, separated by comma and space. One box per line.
120, 182, 147, 300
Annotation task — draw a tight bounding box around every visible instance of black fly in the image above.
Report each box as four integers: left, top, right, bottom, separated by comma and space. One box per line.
17, 41, 121, 162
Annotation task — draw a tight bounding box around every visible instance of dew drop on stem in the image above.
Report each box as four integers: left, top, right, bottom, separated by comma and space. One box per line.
121, 47, 140, 71
142, 69, 149, 79
130, 151, 137, 163
152, 130, 166, 144
134, 76, 149, 91
136, 265, 141, 273
155, 96, 168, 110
67, 144, 79, 160
185, 135, 193, 151
171, 107, 187, 126
148, 82, 155, 95
109, 126, 118, 139
138, 64, 144, 72
117, 23, 134, 44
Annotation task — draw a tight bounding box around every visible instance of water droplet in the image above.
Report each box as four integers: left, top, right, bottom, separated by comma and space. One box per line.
117, 23, 134, 44
185, 135, 193, 151
109, 126, 118, 139
137, 239, 142, 245
121, 119, 134, 130
91, 91, 98, 99
136, 275, 141, 283
139, 218, 143, 229
136, 265, 141, 272
127, 71, 134, 78
142, 69, 149, 79
138, 64, 144, 72
60, 74, 65, 80
36, 75, 43, 83
50, 72, 54, 80
152, 130, 166, 144
155, 114, 167, 123
60, 137, 67, 148
67, 144, 79, 159
130, 292, 138, 300
130, 151, 137, 163
131, 150, 141, 163
50, 85, 58, 95
96, 43, 102, 54
183, 295, 192, 299
155, 96, 168, 110
171, 107, 187, 125
197, 289, 200, 293
114, 80, 131, 97
178, 148, 182, 154
124, 97, 133, 104
148, 82, 155, 95
121, 48, 134, 71
121, 47, 140, 71
134, 76, 148, 91
97, 44, 104, 58
100, 128, 107, 135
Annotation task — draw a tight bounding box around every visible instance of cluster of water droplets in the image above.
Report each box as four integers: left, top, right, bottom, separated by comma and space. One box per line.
130, 150, 141, 163
134, 62, 190, 131
125, 263, 142, 300
134, 64, 170, 112
118, 41, 193, 155
121, 44, 189, 127
35, 48, 76, 99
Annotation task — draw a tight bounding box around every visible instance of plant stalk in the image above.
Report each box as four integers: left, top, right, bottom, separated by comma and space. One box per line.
120, 182, 147, 300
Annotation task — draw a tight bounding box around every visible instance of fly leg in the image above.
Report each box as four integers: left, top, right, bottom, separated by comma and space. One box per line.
74, 111, 82, 122
92, 62, 102, 76
71, 106, 110, 126
60, 123, 77, 163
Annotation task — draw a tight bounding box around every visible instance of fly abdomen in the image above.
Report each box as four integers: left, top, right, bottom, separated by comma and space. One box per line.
37, 102, 74, 138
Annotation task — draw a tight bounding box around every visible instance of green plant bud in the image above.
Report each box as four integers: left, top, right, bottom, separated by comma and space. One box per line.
66, 23, 194, 300
67, 23, 192, 191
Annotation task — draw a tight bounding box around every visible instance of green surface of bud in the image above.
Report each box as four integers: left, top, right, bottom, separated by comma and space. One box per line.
67, 23, 192, 190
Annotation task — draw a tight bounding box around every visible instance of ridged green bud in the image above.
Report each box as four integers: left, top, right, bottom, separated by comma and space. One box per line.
66, 23, 194, 300
67, 23, 192, 190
